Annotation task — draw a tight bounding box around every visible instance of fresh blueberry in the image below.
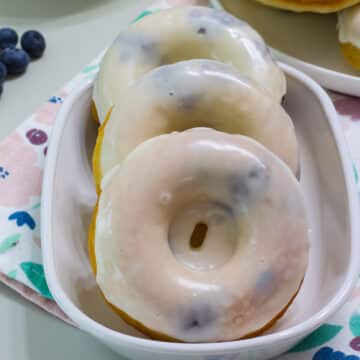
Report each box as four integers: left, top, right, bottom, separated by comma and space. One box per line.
0, 62, 7, 83
0, 28, 18, 49
0, 48, 30, 75
21, 30, 46, 59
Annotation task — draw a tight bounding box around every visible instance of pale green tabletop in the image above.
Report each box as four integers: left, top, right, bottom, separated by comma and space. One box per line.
0, 1, 151, 359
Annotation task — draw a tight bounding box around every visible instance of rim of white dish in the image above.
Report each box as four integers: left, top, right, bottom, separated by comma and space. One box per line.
211, 0, 360, 97
41, 62, 359, 355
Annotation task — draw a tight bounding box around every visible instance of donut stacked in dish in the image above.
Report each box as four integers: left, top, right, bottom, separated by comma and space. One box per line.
89, 6, 310, 343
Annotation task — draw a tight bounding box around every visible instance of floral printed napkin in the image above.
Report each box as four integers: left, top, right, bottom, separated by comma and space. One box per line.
0, 0, 360, 358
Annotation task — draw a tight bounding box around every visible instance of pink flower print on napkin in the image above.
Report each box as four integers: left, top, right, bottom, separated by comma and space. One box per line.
333, 95, 360, 121
34, 90, 68, 126
0, 131, 42, 207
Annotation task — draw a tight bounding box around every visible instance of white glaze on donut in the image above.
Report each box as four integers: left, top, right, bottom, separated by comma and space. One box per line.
92, 6, 286, 122
97, 60, 297, 183
338, 4, 360, 47
95, 128, 309, 343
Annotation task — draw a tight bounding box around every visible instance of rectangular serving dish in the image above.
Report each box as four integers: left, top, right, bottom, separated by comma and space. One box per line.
41, 63, 359, 360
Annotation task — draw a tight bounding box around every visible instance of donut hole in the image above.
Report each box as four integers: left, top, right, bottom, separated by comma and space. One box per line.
190, 222, 208, 250
169, 201, 237, 271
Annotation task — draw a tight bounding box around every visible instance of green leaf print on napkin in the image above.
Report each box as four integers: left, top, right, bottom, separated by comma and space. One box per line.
0, 233, 21, 254
350, 313, 360, 336
131, 9, 160, 24
353, 164, 359, 184
7, 269, 17, 280
20, 262, 53, 300
289, 324, 343, 352
82, 64, 99, 74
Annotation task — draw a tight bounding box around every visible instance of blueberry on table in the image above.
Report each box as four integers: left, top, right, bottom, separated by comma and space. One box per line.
0, 28, 18, 49
0, 62, 7, 83
21, 30, 46, 59
0, 48, 30, 75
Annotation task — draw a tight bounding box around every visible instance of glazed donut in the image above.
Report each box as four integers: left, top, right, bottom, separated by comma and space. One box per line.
93, 60, 297, 188
92, 6, 286, 123
338, 4, 360, 71
92, 127, 309, 343
253, 0, 360, 13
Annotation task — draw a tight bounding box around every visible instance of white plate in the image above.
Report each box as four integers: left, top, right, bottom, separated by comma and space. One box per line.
212, 0, 360, 96
41, 64, 359, 360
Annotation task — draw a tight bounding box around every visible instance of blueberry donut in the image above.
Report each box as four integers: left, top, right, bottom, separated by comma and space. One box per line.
90, 128, 309, 343
92, 6, 286, 123
338, 4, 360, 71
93, 60, 297, 188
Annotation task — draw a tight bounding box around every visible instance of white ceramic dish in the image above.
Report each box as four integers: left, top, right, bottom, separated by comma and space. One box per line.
41, 63, 359, 360
211, 0, 360, 96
